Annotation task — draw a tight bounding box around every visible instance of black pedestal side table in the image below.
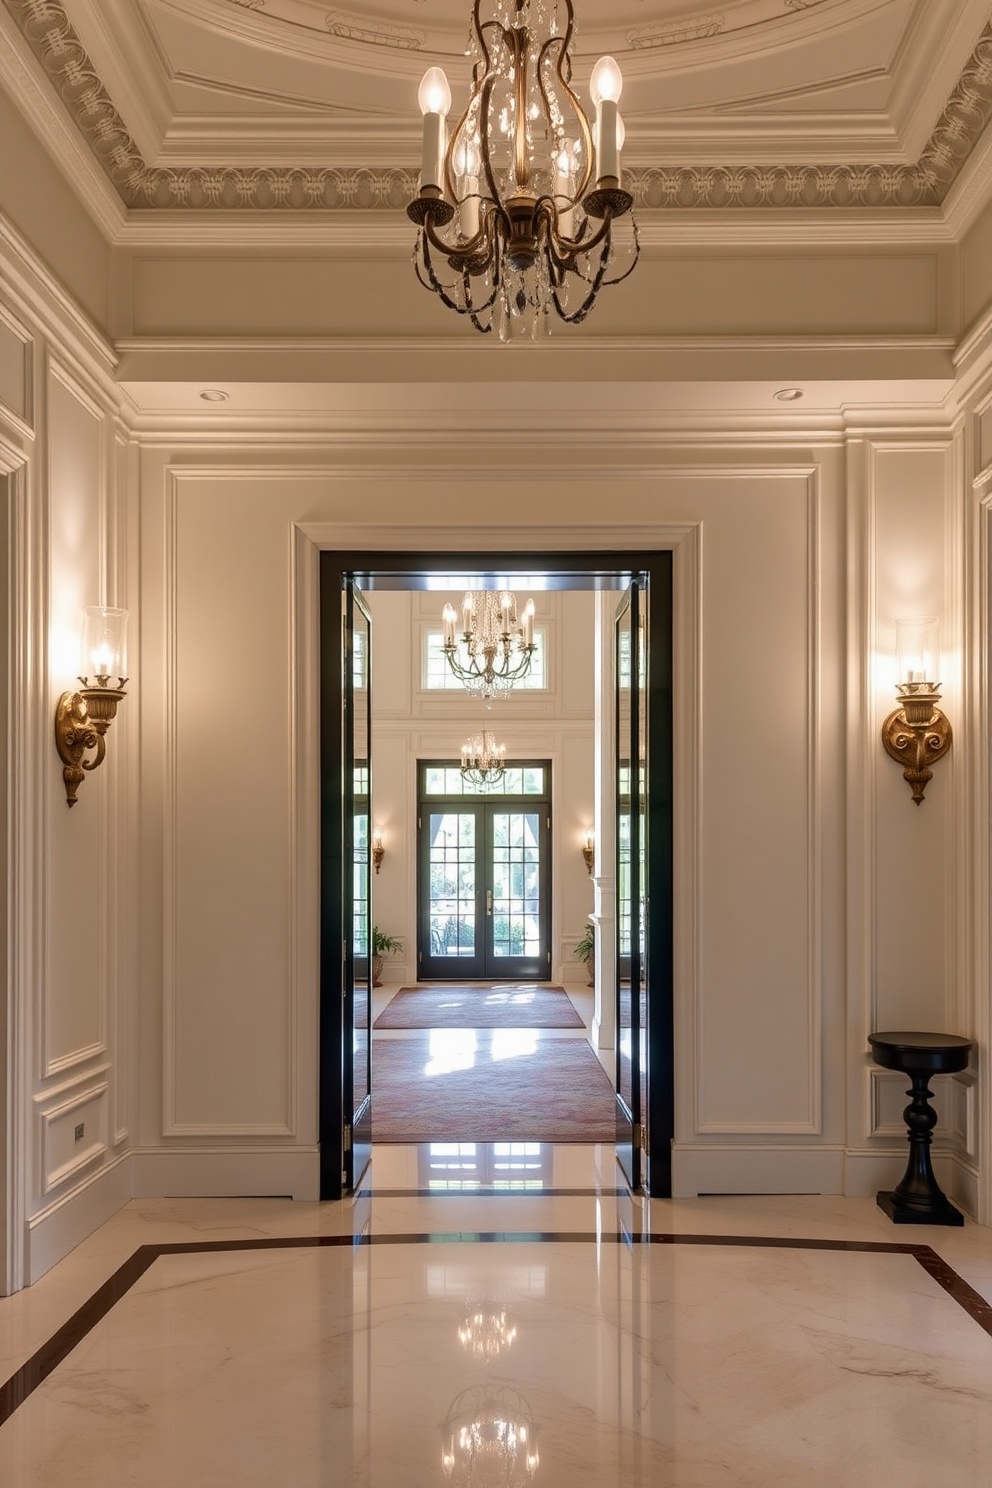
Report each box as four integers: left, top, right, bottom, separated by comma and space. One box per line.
868, 1031, 972, 1226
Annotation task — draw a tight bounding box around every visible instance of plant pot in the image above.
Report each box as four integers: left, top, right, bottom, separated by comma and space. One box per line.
582, 955, 594, 987
372, 954, 384, 988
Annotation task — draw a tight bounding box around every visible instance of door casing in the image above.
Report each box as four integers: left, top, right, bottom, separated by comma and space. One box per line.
319, 550, 673, 1199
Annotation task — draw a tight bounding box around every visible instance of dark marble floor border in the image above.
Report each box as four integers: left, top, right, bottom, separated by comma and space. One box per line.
2, 1230, 989, 1429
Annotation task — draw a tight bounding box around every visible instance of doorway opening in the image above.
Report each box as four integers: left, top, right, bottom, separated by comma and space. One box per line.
319, 551, 673, 1203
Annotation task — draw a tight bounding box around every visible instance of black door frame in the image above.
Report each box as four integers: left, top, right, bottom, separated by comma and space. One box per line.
416, 760, 553, 982
319, 550, 673, 1200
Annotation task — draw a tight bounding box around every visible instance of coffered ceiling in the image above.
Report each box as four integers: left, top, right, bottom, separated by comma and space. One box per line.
4, 0, 992, 216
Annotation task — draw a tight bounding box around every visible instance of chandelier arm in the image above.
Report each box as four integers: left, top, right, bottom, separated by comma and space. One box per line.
538, 4, 594, 204
550, 247, 611, 324
419, 233, 493, 318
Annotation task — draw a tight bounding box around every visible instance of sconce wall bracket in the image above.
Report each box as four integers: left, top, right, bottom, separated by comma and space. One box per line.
55, 682, 127, 806
881, 685, 952, 804
582, 840, 594, 875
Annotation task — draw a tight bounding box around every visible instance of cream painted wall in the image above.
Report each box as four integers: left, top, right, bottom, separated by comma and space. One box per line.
124, 440, 971, 1208
0, 94, 110, 334
0, 224, 134, 1289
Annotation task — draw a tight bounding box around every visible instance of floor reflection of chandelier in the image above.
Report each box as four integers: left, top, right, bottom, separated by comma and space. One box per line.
442, 591, 536, 700
458, 1303, 517, 1361
460, 730, 507, 790
441, 1385, 540, 1487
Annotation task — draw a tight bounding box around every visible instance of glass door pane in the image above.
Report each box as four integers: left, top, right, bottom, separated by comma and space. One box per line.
421, 808, 485, 980
615, 582, 643, 1191
489, 809, 546, 978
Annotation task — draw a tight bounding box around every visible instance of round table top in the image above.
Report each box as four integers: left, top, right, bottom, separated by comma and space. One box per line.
868, 1031, 972, 1074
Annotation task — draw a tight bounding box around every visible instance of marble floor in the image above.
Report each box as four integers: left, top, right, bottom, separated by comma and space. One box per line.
1, 987, 991, 1485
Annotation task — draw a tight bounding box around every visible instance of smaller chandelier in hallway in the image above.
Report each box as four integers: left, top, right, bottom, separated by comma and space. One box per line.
443, 590, 536, 700
407, 0, 638, 339
460, 728, 508, 789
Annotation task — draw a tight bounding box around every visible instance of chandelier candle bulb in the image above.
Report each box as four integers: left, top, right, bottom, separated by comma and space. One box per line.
590, 54, 623, 185
418, 67, 451, 193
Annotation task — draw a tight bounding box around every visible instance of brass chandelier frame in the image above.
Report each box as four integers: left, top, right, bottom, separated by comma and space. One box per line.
408, 0, 638, 334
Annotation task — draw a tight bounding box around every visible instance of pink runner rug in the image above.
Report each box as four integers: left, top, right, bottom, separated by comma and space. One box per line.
373, 983, 583, 1030
371, 1035, 616, 1142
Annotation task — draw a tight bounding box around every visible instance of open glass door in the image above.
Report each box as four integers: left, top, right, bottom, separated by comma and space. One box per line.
343, 582, 372, 1191
615, 579, 647, 1190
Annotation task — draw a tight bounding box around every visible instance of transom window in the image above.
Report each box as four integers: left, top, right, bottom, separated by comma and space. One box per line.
423, 628, 547, 691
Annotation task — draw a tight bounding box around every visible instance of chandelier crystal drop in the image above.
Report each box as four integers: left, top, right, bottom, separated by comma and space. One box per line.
443, 590, 536, 700
408, 0, 638, 339
460, 728, 508, 789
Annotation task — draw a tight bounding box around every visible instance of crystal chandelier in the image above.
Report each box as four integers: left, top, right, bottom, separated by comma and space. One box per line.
408, 0, 638, 339
443, 591, 536, 700
441, 1385, 540, 1486
460, 729, 508, 789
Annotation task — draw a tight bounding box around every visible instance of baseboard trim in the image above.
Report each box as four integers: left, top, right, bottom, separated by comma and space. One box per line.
130, 1146, 321, 1201
26, 1153, 132, 1285
671, 1144, 846, 1198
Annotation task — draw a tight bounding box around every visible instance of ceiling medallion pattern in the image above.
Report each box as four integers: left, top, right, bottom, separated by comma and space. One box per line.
627, 15, 725, 49
5, 0, 992, 212
324, 9, 425, 48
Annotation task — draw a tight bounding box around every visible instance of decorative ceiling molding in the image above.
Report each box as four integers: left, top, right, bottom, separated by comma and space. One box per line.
5, 0, 992, 211
627, 15, 726, 50
323, 9, 425, 50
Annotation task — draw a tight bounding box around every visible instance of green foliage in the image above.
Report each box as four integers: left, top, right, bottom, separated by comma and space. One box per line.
574, 923, 595, 961
372, 926, 401, 955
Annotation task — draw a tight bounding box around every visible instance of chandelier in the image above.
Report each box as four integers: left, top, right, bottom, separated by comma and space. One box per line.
441, 1385, 540, 1486
443, 591, 536, 700
408, 0, 638, 339
461, 729, 508, 789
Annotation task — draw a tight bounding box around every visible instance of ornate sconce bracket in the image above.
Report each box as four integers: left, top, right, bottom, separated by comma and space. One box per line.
55, 683, 127, 806
881, 687, 952, 804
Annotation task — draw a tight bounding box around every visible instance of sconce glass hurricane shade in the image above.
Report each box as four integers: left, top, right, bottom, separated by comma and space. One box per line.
80, 605, 128, 683
895, 615, 938, 686
882, 615, 951, 805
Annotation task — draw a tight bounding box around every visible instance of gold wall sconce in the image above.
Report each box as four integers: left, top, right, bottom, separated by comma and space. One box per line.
55, 606, 128, 807
881, 616, 952, 805
372, 827, 385, 875
581, 829, 595, 875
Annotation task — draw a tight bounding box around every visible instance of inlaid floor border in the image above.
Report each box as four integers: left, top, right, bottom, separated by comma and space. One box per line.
2, 1230, 990, 1429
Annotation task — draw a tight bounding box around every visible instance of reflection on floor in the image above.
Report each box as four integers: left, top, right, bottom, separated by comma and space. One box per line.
1, 1140, 991, 1487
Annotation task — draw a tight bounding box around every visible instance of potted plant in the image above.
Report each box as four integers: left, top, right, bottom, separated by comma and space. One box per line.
574, 921, 595, 986
371, 926, 401, 987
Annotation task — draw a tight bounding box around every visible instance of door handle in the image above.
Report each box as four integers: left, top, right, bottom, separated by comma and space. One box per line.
486, 889, 492, 916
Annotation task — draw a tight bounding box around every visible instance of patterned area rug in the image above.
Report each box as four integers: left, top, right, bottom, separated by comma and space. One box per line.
373, 983, 584, 1030
371, 1035, 616, 1142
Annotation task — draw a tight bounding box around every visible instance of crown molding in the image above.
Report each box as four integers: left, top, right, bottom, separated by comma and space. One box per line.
5, 1, 992, 221
0, 4, 126, 238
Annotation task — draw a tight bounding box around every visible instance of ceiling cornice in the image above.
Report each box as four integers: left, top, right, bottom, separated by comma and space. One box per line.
4, 0, 992, 215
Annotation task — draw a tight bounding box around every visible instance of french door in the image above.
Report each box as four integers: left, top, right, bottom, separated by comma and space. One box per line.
342, 582, 372, 1192
417, 762, 551, 982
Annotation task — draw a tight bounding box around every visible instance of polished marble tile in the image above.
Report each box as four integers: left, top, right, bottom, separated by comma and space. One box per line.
2, 1232, 991, 1486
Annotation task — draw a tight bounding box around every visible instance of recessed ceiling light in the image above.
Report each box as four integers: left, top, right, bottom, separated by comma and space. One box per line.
199, 389, 229, 403
773, 388, 804, 402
